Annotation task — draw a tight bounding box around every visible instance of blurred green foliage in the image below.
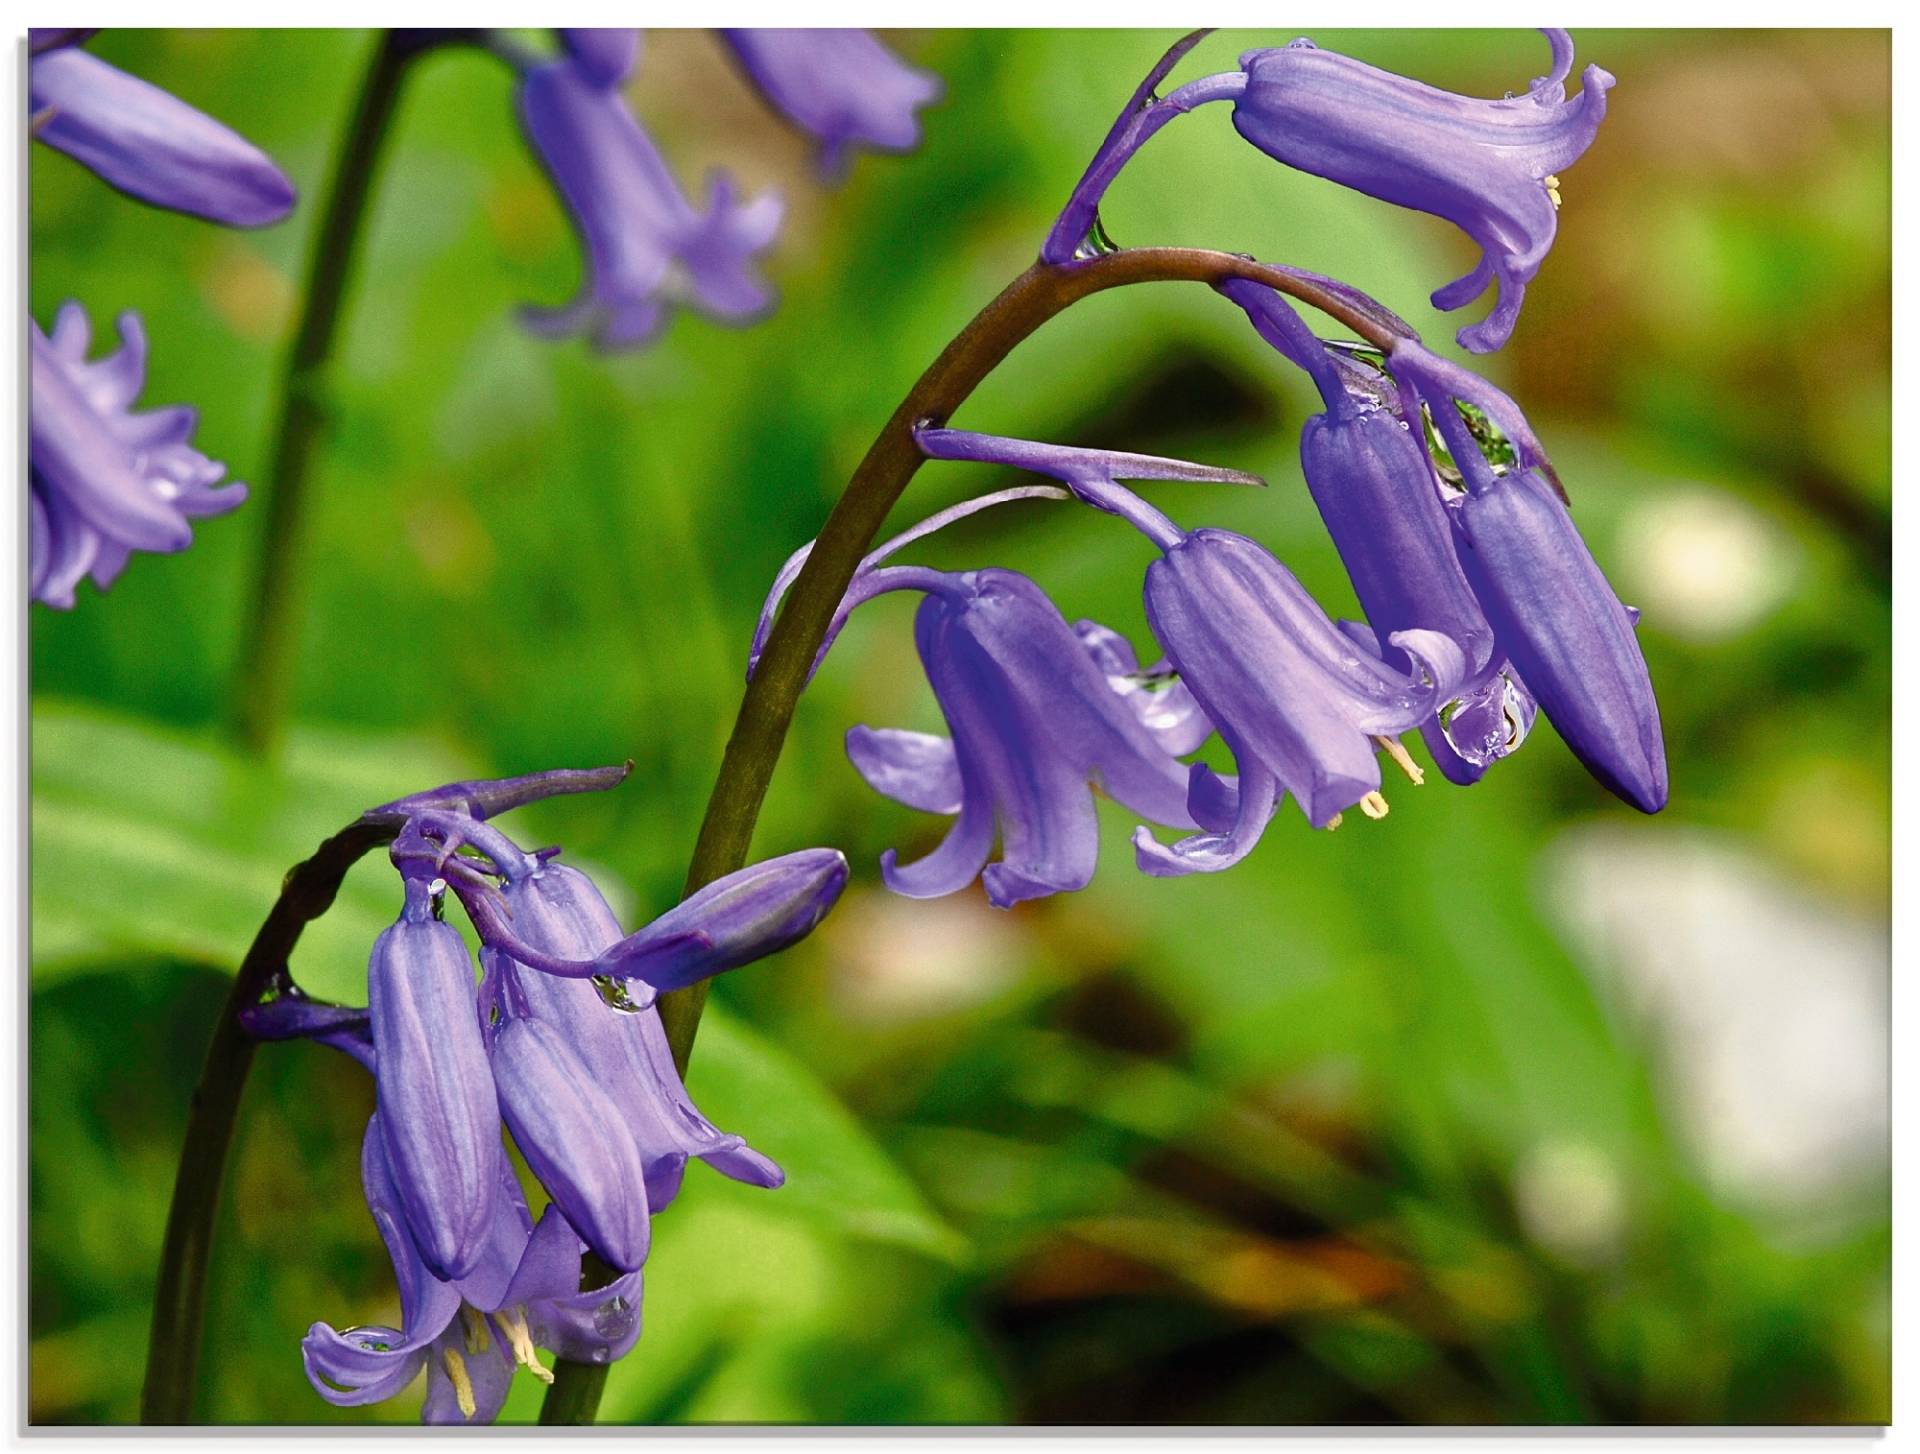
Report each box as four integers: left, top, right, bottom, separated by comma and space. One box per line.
29, 28, 1888, 1426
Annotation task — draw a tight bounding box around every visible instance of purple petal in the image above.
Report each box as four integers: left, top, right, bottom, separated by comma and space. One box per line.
880, 768, 996, 899
370, 762, 630, 824
28, 478, 101, 610
509, 1206, 645, 1365
1073, 620, 1214, 757
420, 1318, 517, 1425
490, 1015, 651, 1273
302, 1322, 433, 1409
1134, 757, 1281, 877
846, 726, 963, 814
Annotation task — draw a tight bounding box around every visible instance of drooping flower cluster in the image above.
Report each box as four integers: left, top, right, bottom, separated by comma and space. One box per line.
517, 27, 939, 349
28, 31, 297, 608
749, 29, 1660, 903
243, 766, 846, 1422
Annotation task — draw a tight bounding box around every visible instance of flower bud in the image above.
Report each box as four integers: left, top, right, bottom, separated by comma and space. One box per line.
1450, 468, 1667, 813
367, 883, 502, 1280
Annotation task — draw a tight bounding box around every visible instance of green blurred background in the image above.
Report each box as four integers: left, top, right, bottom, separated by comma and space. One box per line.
28, 27, 1890, 1425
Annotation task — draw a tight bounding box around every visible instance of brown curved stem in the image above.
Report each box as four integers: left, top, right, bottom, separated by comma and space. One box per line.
542, 244, 1395, 1423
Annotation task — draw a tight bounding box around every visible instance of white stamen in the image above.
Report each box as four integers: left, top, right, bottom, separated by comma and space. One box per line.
442, 1348, 477, 1419
460, 1305, 490, 1355
1374, 735, 1425, 786
499, 1306, 555, 1385
1359, 791, 1390, 820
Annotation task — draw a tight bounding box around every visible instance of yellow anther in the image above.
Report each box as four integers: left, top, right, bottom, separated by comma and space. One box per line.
1359, 791, 1390, 820
1324, 812, 1344, 831
1544, 173, 1563, 209
498, 1306, 555, 1385
1374, 735, 1425, 786
442, 1348, 478, 1420
460, 1305, 490, 1355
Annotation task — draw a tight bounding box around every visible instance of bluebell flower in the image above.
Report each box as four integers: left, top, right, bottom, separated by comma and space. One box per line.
1390, 339, 1667, 811
846, 565, 1205, 907
721, 29, 940, 175
365, 872, 503, 1282
246, 765, 839, 1421
1051, 465, 1467, 869
301, 1116, 640, 1423
518, 48, 783, 350
758, 435, 1261, 906
29, 36, 294, 226
1229, 30, 1612, 352
30, 303, 246, 609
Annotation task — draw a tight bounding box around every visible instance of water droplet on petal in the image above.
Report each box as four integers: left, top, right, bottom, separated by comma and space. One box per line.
1072, 212, 1120, 260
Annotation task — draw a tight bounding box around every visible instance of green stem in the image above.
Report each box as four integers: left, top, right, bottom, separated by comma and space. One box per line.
229, 30, 418, 755
140, 818, 401, 1424
540, 244, 1396, 1423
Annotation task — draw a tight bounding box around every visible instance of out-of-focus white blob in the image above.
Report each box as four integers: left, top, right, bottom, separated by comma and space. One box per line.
1512, 1139, 1627, 1266
1543, 825, 1887, 1219
1615, 489, 1797, 642
826, 888, 1024, 1024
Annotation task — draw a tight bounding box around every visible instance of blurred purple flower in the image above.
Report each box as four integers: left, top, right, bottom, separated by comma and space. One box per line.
1230, 29, 1612, 352
558, 27, 640, 88
29, 39, 295, 226
29, 303, 246, 609
518, 53, 783, 350
722, 29, 940, 175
